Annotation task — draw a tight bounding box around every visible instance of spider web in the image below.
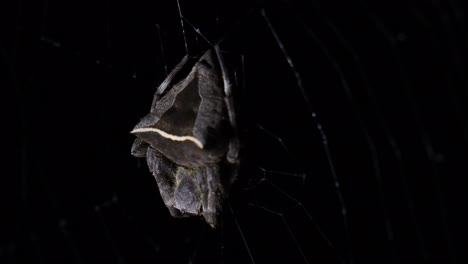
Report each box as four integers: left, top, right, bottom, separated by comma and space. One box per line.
5, 0, 468, 263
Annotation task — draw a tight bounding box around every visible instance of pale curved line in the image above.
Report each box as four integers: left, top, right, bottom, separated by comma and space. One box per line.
130, 128, 204, 149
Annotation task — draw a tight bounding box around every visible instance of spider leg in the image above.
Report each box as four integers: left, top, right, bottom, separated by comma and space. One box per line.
146, 147, 182, 217
200, 165, 223, 227
214, 46, 240, 167
150, 55, 191, 111
131, 138, 149, 157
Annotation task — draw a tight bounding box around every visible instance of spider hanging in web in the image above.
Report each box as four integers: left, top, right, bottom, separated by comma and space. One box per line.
131, 44, 240, 228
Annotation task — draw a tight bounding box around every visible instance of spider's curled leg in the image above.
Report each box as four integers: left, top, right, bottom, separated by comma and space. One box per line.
214, 45, 240, 185
131, 138, 149, 157
146, 147, 182, 217
199, 165, 223, 227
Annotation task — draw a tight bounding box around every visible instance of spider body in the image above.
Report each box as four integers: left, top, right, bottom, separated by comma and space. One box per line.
131, 47, 239, 227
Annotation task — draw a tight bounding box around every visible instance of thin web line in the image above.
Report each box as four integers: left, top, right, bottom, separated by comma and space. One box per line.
228, 203, 256, 264
360, 1, 456, 262
308, 1, 427, 258
290, 2, 395, 246
281, 217, 309, 264
261, 8, 352, 263
176, 0, 189, 55
155, 24, 168, 76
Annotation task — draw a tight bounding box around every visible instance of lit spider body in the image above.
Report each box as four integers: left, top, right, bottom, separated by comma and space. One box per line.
131, 47, 239, 227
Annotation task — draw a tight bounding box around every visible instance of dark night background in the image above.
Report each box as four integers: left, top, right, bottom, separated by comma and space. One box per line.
3, 0, 468, 263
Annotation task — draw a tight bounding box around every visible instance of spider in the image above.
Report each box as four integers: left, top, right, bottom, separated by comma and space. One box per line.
130, 45, 239, 228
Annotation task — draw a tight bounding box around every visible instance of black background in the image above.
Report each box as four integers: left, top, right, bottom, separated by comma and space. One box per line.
3, 0, 468, 263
